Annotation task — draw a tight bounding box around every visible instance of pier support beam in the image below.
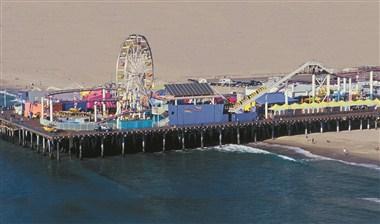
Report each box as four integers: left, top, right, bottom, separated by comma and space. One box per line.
22, 129, 25, 146
304, 123, 308, 136
18, 130, 21, 145
142, 134, 146, 152
122, 135, 126, 156
336, 120, 340, 132
360, 119, 363, 130
48, 139, 52, 158
36, 135, 40, 152
56, 140, 60, 161
30, 132, 33, 149
181, 131, 185, 150
200, 130, 204, 148
254, 131, 257, 142
367, 119, 370, 129
79, 138, 83, 160
219, 129, 222, 147
42, 137, 46, 154
68, 137, 73, 158
348, 120, 352, 131
101, 137, 105, 158
320, 121, 323, 133
237, 127, 240, 144
271, 125, 275, 139
375, 119, 378, 130
162, 133, 166, 152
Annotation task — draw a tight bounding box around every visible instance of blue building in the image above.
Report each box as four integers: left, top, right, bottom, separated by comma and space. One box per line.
165, 83, 228, 126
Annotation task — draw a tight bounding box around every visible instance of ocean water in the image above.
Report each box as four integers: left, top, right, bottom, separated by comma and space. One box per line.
1, 94, 380, 223
1, 140, 379, 224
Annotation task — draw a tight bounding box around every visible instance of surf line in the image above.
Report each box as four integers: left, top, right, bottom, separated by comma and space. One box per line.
192, 144, 297, 162
257, 143, 380, 171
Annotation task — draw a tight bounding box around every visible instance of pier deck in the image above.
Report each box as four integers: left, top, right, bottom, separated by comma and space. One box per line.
0, 109, 378, 160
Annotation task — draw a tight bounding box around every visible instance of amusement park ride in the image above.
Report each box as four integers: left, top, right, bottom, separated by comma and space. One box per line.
115, 34, 154, 116
35, 34, 377, 131
230, 61, 334, 113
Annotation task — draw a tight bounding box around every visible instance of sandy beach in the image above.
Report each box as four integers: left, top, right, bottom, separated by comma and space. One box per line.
1, 2, 379, 89
256, 129, 380, 166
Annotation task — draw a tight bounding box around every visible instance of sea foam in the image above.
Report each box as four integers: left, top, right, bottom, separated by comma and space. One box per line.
194, 144, 297, 162
258, 143, 380, 171
361, 198, 380, 204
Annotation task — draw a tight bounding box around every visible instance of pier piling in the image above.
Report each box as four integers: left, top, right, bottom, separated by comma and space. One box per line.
200, 130, 204, 148
56, 140, 60, 161
336, 120, 340, 132
122, 135, 126, 156
367, 119, 370, 129
320, 121, 323, 133
79, 138, 83, 160
162, 133, 166, 152
18, 130, 21, 145
48, 139, 52, 158
42, 137, 46, 154
182, 132, 185, 150
271, 125, 274, 139
30, 133, 33, 149
219, 128, 222, 147
304, 124, 308, 136
22, 129, 25, 146
142, 134, 146, 152
101, 137, 105, 158
375, 119, 378, 129
68, 137, 73, 158
36, 135, 40, 152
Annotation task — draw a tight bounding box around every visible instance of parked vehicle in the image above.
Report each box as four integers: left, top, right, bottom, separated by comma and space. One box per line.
43, 124, 58, 133
218, 78, 234, 86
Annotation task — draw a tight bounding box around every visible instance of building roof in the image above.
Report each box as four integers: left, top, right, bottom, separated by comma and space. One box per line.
256, 93, 298, 105
165, 83, 214, 97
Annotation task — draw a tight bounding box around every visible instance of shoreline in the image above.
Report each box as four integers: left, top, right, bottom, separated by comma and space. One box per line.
248, 129, 380, 167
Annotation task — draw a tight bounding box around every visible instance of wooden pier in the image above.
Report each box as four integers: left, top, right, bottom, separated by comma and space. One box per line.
0, 110, 379, 161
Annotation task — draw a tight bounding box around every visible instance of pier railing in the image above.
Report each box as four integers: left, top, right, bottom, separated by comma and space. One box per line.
40, 118, 115, 131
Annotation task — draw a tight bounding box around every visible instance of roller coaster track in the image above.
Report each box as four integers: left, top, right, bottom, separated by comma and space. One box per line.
229, 61, 332, 113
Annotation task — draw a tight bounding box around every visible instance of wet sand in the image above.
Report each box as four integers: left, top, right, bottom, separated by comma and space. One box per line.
252, 129, 380, 166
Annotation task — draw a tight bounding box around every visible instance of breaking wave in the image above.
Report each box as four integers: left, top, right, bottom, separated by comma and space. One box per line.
194, 144, 297, 162
258, 143, 380, 171
360, 198, 380, 204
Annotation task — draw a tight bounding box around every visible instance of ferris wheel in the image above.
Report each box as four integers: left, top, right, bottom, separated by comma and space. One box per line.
115, 34, 154, 111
